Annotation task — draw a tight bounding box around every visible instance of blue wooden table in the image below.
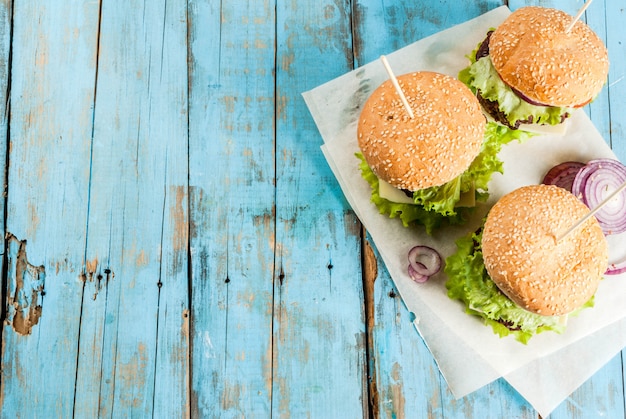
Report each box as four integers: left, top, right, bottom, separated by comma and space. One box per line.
0, 1, 624, 417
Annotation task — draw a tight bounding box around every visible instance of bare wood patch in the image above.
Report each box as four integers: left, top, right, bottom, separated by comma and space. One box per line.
4, 233, 45, 335
362, 228, 379, 419
390, 362, 406, 417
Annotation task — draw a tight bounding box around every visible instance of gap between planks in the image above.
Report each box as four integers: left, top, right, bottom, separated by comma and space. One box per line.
362, 225, 379, 419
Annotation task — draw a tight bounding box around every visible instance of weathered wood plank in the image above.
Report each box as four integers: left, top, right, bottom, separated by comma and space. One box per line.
353, 0, 502, 67
74, 0, 190, 416
0, 0, 10, 312
0, 1, 99, 416
585, 0, 612, 143
188, 0, 277, 416
602, 0, 626, 162
273, 0, 367, 416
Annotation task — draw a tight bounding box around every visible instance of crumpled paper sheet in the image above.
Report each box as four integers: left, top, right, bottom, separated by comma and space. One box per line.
303, 6, 626, 417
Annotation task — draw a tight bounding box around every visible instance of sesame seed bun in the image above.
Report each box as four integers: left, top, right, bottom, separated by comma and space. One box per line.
489, 6, 609, 108
481, 184, 608, 316
357, 71, 485, 191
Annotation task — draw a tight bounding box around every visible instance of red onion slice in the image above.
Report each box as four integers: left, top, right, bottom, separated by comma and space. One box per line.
510, 86, 550, 107
606, 259, 626, 276
572, 159, 626, 235
408, 264, 429, 283
542, 161, 585, 192
605, 233, 626, 275
407, 245, 442, 279
509, 85, 589, 108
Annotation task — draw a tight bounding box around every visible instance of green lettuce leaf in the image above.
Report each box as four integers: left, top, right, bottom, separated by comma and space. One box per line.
411, 175, 463, 215
356, 153, 466, 234
458, 38, 572, 129
444, 228, 594, 344
466, 122, 534, 191
356, 122, 533, 234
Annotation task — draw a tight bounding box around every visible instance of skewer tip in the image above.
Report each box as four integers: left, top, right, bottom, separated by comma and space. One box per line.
379, 55, 415, 119
565, 0, 594, 33
557, 179, 626, 242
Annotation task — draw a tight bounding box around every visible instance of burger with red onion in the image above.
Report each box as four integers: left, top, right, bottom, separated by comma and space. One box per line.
459, 6, 609, 131
445, 184, 609, 343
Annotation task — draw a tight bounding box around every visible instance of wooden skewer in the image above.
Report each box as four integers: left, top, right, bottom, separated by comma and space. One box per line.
380, 55, 414, 119
565, 0, 595, 33
557, 179, 626, 242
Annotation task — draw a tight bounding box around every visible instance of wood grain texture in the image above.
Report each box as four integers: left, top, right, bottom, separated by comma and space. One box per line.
1, 1, 98, 416
89, 0, 189, 416
0, 0, 10, 313
74, 0, 190, 415
274, 0, 366, 415
188, 0, 277, 416
353, 0, 503, 66
1, 0, 190, 416
603, 0, 626, 161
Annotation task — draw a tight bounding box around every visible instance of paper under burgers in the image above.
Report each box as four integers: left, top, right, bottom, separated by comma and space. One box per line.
356, 71, 524, 234
459, 6, 609, 132
445, 184, 609, 343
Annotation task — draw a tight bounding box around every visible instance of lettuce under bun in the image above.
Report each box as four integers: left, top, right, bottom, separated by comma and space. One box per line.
357, 122, 529, 234
459, 48, 570, 130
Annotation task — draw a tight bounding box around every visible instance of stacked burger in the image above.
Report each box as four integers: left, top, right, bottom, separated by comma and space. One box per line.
459, 6, 609, 132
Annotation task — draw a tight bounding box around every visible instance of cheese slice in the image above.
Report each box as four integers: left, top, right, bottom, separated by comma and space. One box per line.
520, 120, 569, 136
378, 179, 414, 204
456, 183, 476, 208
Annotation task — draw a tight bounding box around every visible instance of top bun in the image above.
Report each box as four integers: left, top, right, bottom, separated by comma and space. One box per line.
482, 184, 608, 316
357, 71, 485, 191
489, 6, 609, 108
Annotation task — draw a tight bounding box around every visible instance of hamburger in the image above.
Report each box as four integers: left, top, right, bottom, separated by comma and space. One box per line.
356, 71, 525, 234
459, 6, 609, 131
445, 184, 609, 343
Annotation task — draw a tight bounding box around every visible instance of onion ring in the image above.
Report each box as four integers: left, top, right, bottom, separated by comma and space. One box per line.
571, 159, 626, 235
510, 86, 550, 107
407, 245, 442, 282
542, 161, 585, 192
606, 259, 626, 276
408, 264, 429, 283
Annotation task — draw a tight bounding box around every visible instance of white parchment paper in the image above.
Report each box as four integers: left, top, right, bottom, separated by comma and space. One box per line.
303, 6, 626, 417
